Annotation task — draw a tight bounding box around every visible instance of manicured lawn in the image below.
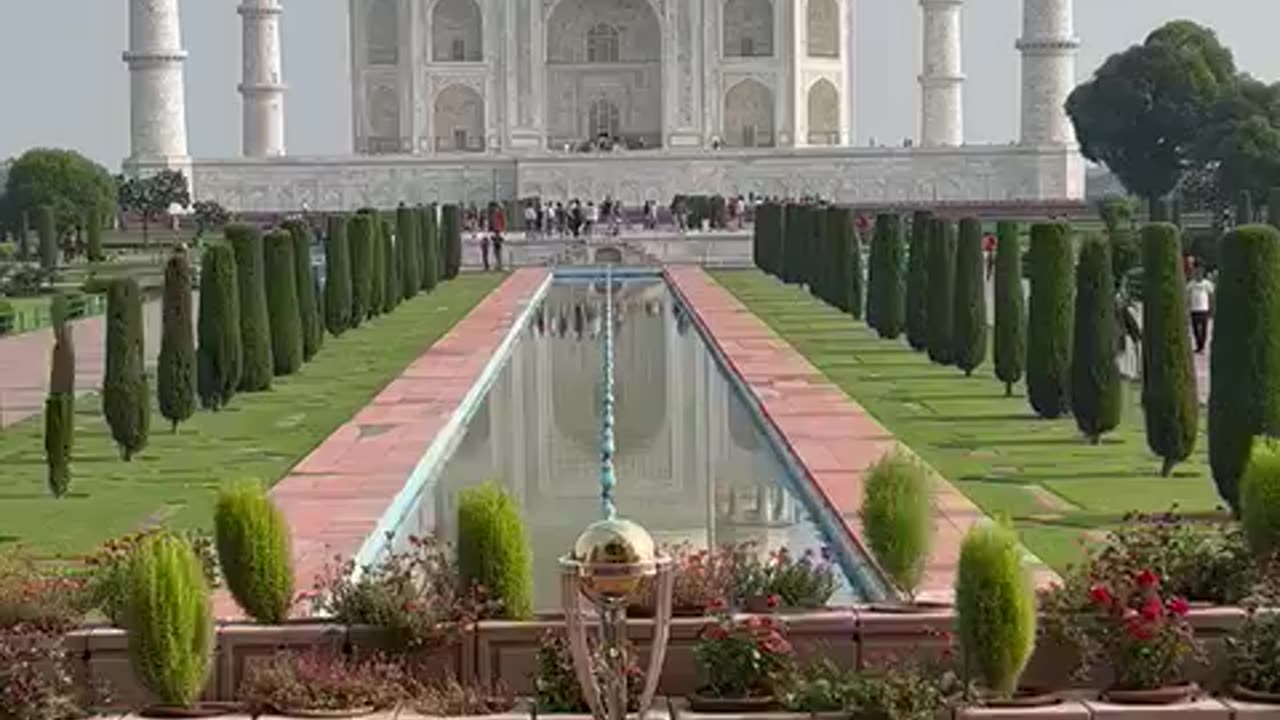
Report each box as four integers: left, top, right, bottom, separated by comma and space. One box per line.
0, 274, 503, 558
712, 270, 1223, 571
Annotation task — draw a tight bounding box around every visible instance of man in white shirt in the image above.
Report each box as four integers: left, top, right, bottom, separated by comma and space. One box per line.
1187, 271, 1214, 354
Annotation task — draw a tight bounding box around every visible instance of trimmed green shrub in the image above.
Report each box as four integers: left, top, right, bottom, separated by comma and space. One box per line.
158, 249, 196, 432
953, 217, 988, 376
287, 222, 322, 361
442, 204, 463, 280
860, 452, 932, 600
227, 224, 273, 392
1071, 234, 1122, 443
1141, 224, 1198, 476
1209, 224, 1280, 511
102, 278, 150, 461
348, 213, 375, 324
926, 218, 957, 366
380, 218, 399, 314
457, 482, 534, 620
1026, 223, 1074, 419
197, 243, 242, 411
421, 206, 439, 292
263, 230, 303, 376
955, 522, 1037, 698
366, 214, 385, 319
323, 215, 353, 335
37, 204, 56, 271
124, 532, 213, 708
44, 295, 75, 498
782, 204, 804, 285
398, 206, 421, 301
994, 221, 1026, 396
1242, 442, 1280, 557
906, 210, 931, 352
86, 208, 104, 263
872, 214, 906, 339
214, 480, 294, 624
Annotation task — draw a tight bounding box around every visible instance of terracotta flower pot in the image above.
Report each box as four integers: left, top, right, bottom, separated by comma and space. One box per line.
1232, 685, 1280, 705
976, 688, 1060, 708
865, 600, 952, 614
276, 707, 378, 719
1101, 683, 1199, 706
687, 693, 777, 713
138, 702, 243, 718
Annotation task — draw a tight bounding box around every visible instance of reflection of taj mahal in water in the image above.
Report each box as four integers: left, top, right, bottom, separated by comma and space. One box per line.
390, 280, 827, 609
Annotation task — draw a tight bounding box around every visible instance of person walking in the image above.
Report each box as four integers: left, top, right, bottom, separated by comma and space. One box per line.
491, 204, 507, 270
480, 232, 491, 271
1187, 269, 1214, 354
983, 233, 998, 279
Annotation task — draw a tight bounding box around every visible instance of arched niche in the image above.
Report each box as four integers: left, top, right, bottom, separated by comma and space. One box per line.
433, 84, 485, 151
723, 0, 773, 58
807, 78, 840, 145
432, 0, 483, 62
723, 79, 775, 148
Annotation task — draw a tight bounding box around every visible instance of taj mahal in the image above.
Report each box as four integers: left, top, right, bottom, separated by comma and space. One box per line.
123, 0, 1085, 212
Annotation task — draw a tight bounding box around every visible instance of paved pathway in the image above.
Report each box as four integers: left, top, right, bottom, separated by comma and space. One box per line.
222, 269, 549, 619
667, 267, 1056, 603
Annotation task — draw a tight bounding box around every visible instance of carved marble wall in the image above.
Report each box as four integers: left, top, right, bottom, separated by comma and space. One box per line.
365, 0, 399, 65
806, 0, 840, 57
806, 78, 839, 145
431, 0, 483, 62
723, 79, 775, 147
723, 0, 774, 58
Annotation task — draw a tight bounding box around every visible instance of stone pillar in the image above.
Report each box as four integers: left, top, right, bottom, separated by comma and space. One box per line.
238, 0, 287, 157
1017, 0, 1079, 146
918, 0, 964, 147
123, 0, 190, 171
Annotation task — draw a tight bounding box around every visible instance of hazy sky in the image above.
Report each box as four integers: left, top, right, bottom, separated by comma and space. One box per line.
2, 0, 1278, 168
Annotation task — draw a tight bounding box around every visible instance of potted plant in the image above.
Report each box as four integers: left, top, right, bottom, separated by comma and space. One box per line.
689, 610, 795, 711
859, 452, 939, 610
1228, 611, 1280, 703
409, 678, 515, 718
732, 545, 837, 613
238, 649, 407, 718
631, 543, 736, 617
1045, 568, 1203, 705
534, 632, 642, 715
779, 661, 863, 717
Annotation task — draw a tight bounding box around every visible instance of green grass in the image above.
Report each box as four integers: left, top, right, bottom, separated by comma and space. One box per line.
0, 274, 503, 558
712, 269, 1223, 571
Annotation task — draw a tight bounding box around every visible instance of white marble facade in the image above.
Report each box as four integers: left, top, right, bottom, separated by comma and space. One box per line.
348, 0, 853, 154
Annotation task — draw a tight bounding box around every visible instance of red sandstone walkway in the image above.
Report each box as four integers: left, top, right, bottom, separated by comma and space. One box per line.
666, 267, 1056, 603
235, 269, 549, 620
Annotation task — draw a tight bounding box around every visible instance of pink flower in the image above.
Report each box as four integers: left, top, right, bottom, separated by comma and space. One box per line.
1088, 584, 1113, 607
707, 597, 726, 612
1140, 597, 1163, 622
1167, 597, 1190, 617
765, 594, 780, 609
1136, 569, 1160, 588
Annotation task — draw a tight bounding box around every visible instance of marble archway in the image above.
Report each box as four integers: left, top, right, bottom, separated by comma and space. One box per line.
723, 79, 774, 148
807, 78, 839, 145
433, 84, 485, 151
723, 0, 773, 58
432, 0, 483, 62
544, 0, 663, 149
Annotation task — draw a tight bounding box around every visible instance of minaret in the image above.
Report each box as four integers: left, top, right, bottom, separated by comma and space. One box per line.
123, 0, 190, 171
918, 0, 965, 147
238, 0, 286, 157
1017, 0, 1079, 146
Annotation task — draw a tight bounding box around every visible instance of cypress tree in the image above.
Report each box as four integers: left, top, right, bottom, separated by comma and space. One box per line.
926, 218, 957, 365
1141, 223, 1199, 476
1071, 234, 1122, 443
953, 217, 988, 376
157, 249, 196, 432
44, 295, 75, 498
37, 204, 57, 271
1210, 224, 1280, 511
263, 230, 304, 376
782, 204, 804, 285
420, 206, 440, 292
441, 204, 463, 280
871, 214, 906, 338
1026, 223, 1074, 419
398, 206, 421, 301
348, 213, 374, 324
227, 224, 273, 392
866, 214, 882, 330
906, 210, 931, 351
86, 208, 104, 263
380, 218, 399, 313
366, 214, 385, 318
287, 222, 322, 361
323, 215, 353, 335
102, 278, 150, 461
994, 221, 1026, 396
197, 242, 241, 411
844, 211, 865, 319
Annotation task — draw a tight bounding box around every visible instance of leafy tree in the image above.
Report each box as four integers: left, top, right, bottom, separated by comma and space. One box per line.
4, 148, 115, 236
197, 242, 241, 411
158, 248, 196, 432
926, 218, 957, 366
36, 204, 56, 270
1026, 223, 1074, 419
398, 205, 421, 301
85, 207, 104, 262
1209, 224, 1280, 511
227, 224, 273, 392
905, 211, 931, 352
994, 221, 1026, 396
1140, 224, 1199, 476
263, 230, 303, 376
953, 218, 987, 376
1195, 76, 1280, 208
102, 278, 150, 461
323, 215, 353, 335
193, 200, 231, 239
45, 294, 75, 498
1067, 21, 1238, 205
116, 170, 191, 245
1071, 235, 1123, 443
286, 221, 322, 361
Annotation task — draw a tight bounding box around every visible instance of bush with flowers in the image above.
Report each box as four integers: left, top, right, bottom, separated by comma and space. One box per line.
1042, 568, 1203, 691
533, 631, 643, 713
237, 649, 407, 714
693, 605, 795, 699
631, 542, 736, 615
731, 544, 837, 610
1228, 610, 1280, 696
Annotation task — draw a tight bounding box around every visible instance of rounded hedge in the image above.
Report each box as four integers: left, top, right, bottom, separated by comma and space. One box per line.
860, 451, 932, 599
286, 222, 322, 361
398, 206, 421, 301
197, 242, 242, 411
103, 277, 150, 461
1140, 223, 1198, 476
214, 480, 294, 624
926, 218, 957, 366
955, 522, 1037, 698
873, 213, 906, 339
45, 297, 75, 498
906, 210, 932, 352
953, 217, 988, 376
1026, 223, 1074, 419
420, 206, 440, 292
1071, 234, 1122, 443
226, 224, 273, 392
993, 221, 1026, 396
348, 213, 375, 324
263, 230, 304, 377
442, 204, 463, 280
323, 215, 353, 335
158, 249, 196, 431
457, 482, 534, 620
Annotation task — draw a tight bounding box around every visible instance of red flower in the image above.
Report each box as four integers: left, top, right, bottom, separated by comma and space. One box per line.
1136, 569, 1160, 588
1140, 597, 1163, 622
1088, 584, 1113, 607
1125, 617, 1153, 640
765, 594, 780, 609
702, 623, 728, 640
1167, 597, 1190, 617
707, 597, 726, 612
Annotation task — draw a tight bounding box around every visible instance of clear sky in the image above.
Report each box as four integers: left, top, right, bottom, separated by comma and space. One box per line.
2, 0, 1277, 168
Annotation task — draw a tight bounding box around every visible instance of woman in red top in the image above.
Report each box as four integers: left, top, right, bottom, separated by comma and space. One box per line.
983, 233, 997, 279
